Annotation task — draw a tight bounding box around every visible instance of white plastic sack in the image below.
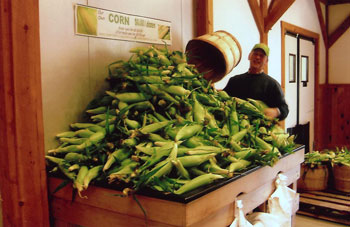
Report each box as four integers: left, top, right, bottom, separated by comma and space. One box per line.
230, 202, 286, 227
246, 212, 285, 227
267, 173, 298, 227
229, 200, 253, 227
230, 174, 297, 227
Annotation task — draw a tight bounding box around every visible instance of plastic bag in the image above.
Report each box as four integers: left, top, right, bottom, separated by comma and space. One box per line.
230, 201, 287, 227
267, 173, 298, 227
229, 200, 253, 227
246, 212, 285, 227
230, 174, 297, 227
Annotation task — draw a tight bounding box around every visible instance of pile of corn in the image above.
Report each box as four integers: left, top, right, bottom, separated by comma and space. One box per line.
45, 45, 296, 197
303, 150, 335, 168
303, 147, 350, 169
332, 147, 350, 166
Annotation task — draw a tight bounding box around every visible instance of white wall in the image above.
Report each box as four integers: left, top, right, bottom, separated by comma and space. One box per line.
40, 0, 194, 150
328, 4, 350, 84
213, 0, 260, 89
213, 0, 327, 89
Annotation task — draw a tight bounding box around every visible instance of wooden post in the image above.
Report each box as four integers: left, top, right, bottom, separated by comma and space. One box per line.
0, 0, 50, 226
195, 0, 213, 36
260, 0, 268, 73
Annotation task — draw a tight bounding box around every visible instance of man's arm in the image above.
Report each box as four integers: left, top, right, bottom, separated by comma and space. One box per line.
268, 81, 289, 121
277, 101, 289, 120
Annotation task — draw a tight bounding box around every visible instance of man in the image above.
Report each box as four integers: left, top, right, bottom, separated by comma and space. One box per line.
223, 43, 289, 120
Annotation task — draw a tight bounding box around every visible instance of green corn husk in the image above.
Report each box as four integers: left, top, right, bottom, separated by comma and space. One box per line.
45, 44, 297, 196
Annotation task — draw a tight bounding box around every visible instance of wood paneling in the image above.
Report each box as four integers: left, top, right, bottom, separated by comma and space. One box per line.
0, 0, 50, 226
314, 84, 332, 150
315, 84, 350, 150
329, 84, 350, 148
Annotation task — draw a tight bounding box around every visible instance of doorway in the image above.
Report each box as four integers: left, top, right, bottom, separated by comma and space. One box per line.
281, 21, 320, 153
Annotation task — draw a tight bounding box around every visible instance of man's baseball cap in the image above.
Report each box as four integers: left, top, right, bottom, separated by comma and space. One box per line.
252, 43, 269, 56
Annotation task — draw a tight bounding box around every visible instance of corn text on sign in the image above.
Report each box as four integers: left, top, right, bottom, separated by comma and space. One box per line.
75, 4, 172, 45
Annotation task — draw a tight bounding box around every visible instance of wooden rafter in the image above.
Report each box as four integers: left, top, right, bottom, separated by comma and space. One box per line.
260, 0, 268, 44
314, 0, 328, 47
194, 0, 213, 36
260, 0, 268, 72
261, 0, 268, 18
328, 15, 350, 47
248, 0, 264, 36
268, 0, 277, 14
248, 0, 295, 38
264, 0, 295, 32
328, 0, 350, 5
247, 0, 295, 73
323, 0, 350, 4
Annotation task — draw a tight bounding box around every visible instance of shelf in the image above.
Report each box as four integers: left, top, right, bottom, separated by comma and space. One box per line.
49, 147, 304, 227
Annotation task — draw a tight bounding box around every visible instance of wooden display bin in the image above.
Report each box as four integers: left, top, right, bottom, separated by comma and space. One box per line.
49, 146, 304, 227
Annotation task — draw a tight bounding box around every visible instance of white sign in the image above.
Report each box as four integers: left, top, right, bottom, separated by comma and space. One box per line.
75, 4, 172, 45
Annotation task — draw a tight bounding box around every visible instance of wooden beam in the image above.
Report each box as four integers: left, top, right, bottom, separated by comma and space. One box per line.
280, 21, 286, 130
0, 0, 50, 226
248, 0, 264, 35
267, 0, 278, 14
261, 0, 268, 19
328, 0, 350, 5
326, 4, 329, 84
264, 0, 295, 32
261, 0, 268, 72
195, 0, 213, 36
314, 0, 328, 47
328, 15, 350, 47
260, 0, 268, 43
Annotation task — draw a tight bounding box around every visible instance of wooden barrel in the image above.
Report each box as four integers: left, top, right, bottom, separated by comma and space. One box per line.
333, 164, 350, 192
185, 30, 242, 83
297, 164, 329, 191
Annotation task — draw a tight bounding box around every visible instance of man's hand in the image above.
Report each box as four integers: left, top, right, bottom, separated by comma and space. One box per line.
263, 107, 280, 119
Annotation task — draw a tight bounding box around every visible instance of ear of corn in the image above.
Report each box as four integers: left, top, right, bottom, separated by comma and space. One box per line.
64, 153, 88, 163
228, 159, 251, 173
178, 153, 216, 168
83, 165, 103, 190
174, 173, 224, 195
74, 166, 89, 198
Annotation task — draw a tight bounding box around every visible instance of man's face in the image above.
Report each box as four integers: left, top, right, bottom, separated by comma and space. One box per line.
248, 49, 268, 72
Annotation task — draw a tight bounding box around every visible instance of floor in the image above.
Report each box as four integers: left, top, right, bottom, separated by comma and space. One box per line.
295, 214, 349, 227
